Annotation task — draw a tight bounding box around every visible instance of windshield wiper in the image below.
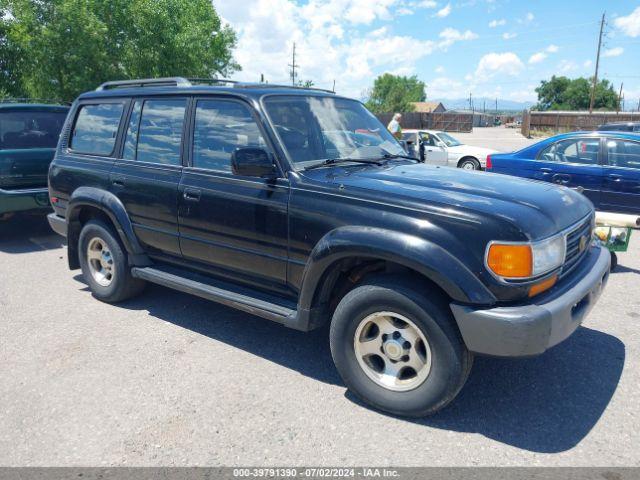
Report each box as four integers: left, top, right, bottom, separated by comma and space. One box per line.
382, 153, 420, 162
304, 157, 384, 171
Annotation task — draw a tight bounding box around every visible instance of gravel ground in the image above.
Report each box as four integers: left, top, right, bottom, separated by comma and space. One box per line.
1, 129, 638, 467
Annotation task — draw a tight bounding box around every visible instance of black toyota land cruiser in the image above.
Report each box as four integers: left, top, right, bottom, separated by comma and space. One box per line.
48, 78, 610, 416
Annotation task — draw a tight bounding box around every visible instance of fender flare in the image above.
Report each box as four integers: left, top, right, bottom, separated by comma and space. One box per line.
66, 187, 149, 268
298, 226, 496, 313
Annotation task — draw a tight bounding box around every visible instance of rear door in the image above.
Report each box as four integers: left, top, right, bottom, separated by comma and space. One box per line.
110, 97, 188, 257
0, 108, 68, 189
529, 136, 604, 206
601, 137, 640, 214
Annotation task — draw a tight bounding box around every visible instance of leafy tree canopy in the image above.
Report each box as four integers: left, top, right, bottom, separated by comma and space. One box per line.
534, 75, 619, 111
365, 73, 426, 114
0, 0, 239, 101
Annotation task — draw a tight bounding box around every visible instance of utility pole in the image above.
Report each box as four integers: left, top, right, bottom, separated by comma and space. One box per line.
495, 98, 498, 114
589, 12, 606, 114
617, 82, 623, 113
288, 43, 299, 86
469, 92, 472, 111
332, 79, 336, 93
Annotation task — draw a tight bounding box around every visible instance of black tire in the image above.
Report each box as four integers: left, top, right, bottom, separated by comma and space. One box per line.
610, 251, 618, 272
458, 157, 481, 170
329, 275, 473, 417
78, 219, 145, 303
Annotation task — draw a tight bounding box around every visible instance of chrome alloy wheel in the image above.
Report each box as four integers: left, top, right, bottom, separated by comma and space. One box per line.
86, 237, 114, 287
353, 311, 432, 392
461, 161, 476, 170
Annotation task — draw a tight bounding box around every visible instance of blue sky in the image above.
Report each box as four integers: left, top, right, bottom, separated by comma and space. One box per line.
215, 1, 640, 107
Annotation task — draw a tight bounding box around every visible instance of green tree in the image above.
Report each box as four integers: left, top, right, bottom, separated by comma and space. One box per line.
535, 75, 618, 111
365, 73, 426, 114
0, 0, 239, 101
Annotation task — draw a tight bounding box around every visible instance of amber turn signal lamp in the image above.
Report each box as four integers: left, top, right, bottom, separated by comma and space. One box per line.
528, 275, 558, 298
486, 244, 533, 278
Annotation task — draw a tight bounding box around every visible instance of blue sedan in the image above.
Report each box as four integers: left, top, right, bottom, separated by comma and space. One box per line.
486, 131, 640, 215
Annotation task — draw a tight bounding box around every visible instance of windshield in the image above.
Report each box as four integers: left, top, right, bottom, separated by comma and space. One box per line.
263, 95, 404, 168
437, 132, 462, 147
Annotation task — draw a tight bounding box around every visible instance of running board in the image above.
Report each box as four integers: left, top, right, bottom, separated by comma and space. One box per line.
131, 266, 297, 325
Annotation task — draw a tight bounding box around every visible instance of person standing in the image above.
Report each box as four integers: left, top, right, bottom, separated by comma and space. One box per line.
387, 113, 403, 140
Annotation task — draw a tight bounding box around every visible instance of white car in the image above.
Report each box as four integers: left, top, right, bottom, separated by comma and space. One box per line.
402, 129, 498, 170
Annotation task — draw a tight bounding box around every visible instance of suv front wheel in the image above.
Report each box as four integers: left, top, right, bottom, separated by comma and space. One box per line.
78, 220, 145, 303
329, 276, 472, 417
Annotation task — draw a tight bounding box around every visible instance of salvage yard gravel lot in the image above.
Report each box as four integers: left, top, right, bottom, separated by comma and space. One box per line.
1, 128, 638, 467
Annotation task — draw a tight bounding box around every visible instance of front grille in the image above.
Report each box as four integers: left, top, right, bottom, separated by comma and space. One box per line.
561, 215, 593, 277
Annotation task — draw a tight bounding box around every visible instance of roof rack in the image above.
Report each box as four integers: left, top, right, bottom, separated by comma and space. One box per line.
96, 77, 193, 91
94, 77, 336, 94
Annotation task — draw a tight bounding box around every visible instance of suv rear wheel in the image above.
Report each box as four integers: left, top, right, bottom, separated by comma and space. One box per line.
329, 275, 472, 417
78, 220, 145, 303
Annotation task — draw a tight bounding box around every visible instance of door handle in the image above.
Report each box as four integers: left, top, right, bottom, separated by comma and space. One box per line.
183, 188, 201, 202
607, 174, 623, 182
112, 176, 125, 187
552, 174, 571, 185
540, 167, 552, 175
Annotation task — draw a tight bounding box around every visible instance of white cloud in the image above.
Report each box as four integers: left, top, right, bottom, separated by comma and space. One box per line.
488, 19, 506, 28
528, 52, 547, 64
435, 65, 445, 73
434, 3, 451, 17
603, 47, 624, 58
502, 32, 517, 39
526, 12, 534, 21
583, 59, 592, 68
558, 60, 578, 73
474, 52, 524, 80
397, 7, 413, 15
546, 44, 559, 53
438, 27, 478, 48
614, 6, 640, 37
414, 0, 437, 7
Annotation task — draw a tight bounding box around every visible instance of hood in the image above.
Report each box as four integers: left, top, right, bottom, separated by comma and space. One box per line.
303, 162, 592, 240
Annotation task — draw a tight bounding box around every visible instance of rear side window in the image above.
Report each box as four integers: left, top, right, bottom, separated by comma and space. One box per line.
607, 139, 640, 170
0, 110, 67, 150
537, 138, 600, 165
134, 99, 186, 165
71, 103, 124, 155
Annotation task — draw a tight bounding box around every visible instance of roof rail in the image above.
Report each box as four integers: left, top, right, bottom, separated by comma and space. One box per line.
95, 77, 192, 91
233, 83, 336, 94
187, 77, 239, 86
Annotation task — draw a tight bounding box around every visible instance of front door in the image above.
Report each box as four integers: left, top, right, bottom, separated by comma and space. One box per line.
178, 98, 289, 293
110, 97, 187, 256
421, 132, 448, 165
601, 137, 640, 215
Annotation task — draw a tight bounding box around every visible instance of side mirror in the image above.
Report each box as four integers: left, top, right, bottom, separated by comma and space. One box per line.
436, 141, 446, 148
231, 147, 276, 178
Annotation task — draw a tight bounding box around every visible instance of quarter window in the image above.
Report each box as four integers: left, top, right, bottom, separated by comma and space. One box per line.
537, 138, 600, 165
192, 100, 267, 172
135, 99, 186, 165
607, 139, 640, 170
71, 103, 124, 155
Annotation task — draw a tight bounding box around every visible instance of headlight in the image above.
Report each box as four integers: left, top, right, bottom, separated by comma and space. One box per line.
486, 235, 565, 279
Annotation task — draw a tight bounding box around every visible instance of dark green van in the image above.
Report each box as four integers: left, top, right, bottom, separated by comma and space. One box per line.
0, 103, 69, 219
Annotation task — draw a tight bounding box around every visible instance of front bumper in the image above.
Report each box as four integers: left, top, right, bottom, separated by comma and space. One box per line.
0, 187, 50, 215
450, 245, 610, 357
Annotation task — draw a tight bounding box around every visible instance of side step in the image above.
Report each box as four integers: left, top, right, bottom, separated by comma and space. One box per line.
131, 266, 297, 325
